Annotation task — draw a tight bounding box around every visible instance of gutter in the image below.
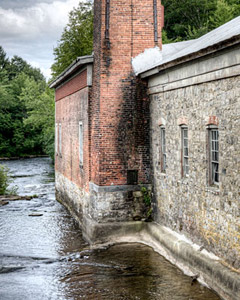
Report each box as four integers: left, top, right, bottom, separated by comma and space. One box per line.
49, 55, 94, 89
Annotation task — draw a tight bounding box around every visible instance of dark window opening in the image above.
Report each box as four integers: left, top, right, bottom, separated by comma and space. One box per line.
127, 170, 138, 185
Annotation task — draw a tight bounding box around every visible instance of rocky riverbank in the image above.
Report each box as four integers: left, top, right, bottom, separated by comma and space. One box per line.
0, 195, 36, 206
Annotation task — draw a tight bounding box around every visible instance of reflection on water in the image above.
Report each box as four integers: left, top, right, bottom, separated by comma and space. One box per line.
0, 158, 220, 300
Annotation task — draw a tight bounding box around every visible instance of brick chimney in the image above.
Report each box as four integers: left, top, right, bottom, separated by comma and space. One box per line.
90, 0, 163, 187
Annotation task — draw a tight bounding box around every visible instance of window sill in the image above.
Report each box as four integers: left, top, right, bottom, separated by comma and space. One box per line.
160, 172, 166, 176
206, 186, 220, 195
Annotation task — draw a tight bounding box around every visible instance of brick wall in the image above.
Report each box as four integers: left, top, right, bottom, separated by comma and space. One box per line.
56, 70, 87, 101
55, 85, 90, 192
91, 0, 163, 186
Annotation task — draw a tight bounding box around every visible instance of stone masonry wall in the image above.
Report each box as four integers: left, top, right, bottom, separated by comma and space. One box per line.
150, 56, 240, 269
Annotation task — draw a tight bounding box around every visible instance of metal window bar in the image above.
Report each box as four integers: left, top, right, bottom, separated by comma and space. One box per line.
210, 129, 219, 184
161, 127, 166, 172
182, 127, 189, 176
153, 0, 158, 43
79, 122, 83, 166
105, 0, 110, 39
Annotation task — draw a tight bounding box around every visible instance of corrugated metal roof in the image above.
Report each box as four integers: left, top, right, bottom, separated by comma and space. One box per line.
138, 16, 240, 76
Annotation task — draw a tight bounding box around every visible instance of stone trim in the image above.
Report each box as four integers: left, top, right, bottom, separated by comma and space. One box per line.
206, 116, 219, 126
158, 117, 166, 126
89, 182, 151, 193
148, 64, 240, 94
177, 116, 188, 126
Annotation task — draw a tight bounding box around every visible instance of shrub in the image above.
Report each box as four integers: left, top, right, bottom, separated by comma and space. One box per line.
0, 164, 9, 195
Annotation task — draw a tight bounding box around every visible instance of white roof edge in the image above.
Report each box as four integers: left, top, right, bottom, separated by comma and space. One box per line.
49, 54, 94, 88
139, 16, 240, 77
132, 47, 163, 76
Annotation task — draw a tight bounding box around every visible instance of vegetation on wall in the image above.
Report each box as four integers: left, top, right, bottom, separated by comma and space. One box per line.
0, 46, 55, 159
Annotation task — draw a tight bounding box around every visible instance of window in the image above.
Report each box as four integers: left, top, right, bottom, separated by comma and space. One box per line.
209, 127, 219, 185
55, 123, 58, 155
160, 126, 166, 172
181, 126, 189, 177
58, 123, 62, 156
127, 170, 138, 185
79, 121, 83, 166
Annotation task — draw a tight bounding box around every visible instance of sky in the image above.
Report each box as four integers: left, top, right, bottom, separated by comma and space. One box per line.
0, 0, 83, 79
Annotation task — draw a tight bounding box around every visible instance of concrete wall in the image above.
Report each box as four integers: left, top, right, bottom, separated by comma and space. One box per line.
149, 44, 240, 269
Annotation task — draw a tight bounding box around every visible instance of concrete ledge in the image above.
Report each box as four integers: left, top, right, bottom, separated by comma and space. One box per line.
89, 182, 151, 193
142, 223, 240, 300
82, 218, 240, 300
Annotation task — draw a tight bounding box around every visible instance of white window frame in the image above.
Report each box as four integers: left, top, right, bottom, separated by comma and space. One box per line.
181, 125, 189, 177
55, 123, 58, 155
58, 123, 62, 156
160, 126, 166, 173
208, 126, 219, 185
79, 121, 83, 166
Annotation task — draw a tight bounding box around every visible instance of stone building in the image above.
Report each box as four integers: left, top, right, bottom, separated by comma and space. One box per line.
50, 1, 240, 299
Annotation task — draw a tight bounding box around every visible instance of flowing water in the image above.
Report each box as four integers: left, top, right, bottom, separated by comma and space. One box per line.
0, 158, 220, 300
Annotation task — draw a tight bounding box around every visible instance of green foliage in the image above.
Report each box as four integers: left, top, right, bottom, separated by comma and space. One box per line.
141, 186, 152, 221
162, 0, 239, 42
0, 165, 18, 195
21, 79, 55, 160
0, 46, 55, 160
51, 0, 93, 78
209, 0, 237, 29
141, 187, 151, 206
0, 165, 9, 194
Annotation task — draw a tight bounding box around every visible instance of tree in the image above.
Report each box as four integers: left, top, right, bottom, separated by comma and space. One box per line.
209, 0, 239, 30
162, 0, 240, 42
0, 45, 54, 159
20, 78, 55, 159
7, 55, 45, 82
51, 0, 93, 78
0, 46, 9, 70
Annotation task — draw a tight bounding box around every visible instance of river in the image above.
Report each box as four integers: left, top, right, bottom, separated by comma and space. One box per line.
0, 157, 220, 300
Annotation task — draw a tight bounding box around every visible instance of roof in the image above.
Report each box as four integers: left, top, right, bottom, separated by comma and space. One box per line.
135, 16, 240, 77
49, 55, 94, 89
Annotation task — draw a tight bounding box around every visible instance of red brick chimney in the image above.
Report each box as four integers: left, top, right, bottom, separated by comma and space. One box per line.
90, 0, 163, 187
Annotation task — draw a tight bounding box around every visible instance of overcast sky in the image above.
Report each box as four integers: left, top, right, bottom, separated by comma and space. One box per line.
0, 0, 83, 79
